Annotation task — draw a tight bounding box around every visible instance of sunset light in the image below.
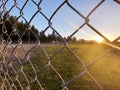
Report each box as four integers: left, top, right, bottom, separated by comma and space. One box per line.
1, 0, 120, 90
94, 36, 103, 43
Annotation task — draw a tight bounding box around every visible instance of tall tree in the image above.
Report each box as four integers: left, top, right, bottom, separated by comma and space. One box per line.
39, 31, 47, 43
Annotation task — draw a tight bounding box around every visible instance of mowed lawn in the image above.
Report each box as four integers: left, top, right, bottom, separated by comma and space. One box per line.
7, 43, 120, 90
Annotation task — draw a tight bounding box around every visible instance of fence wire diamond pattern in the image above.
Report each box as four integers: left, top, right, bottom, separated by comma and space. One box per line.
0, 0, 120, 90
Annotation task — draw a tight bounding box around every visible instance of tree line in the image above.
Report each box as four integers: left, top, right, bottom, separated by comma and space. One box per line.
0, 12, 64, 43
0, 12, 38, 43
0, 11, 83, 44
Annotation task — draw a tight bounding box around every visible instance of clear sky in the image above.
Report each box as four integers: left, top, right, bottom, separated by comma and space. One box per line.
3, 0, 120, 41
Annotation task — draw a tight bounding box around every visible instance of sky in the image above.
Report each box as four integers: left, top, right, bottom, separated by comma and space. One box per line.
2, 0, 120, 41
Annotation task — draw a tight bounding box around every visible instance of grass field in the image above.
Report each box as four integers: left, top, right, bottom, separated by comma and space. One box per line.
5, 43, 120, 90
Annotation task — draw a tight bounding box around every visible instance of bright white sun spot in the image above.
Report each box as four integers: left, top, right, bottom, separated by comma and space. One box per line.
94, 36, 103, 43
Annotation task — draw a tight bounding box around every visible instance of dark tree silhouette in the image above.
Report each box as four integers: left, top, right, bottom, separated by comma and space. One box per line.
0, 13, 67, 43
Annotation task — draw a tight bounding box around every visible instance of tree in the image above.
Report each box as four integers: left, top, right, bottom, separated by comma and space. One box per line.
0, 16, 2, 35
2, 11, 13, 41
28, 25, 39, 42
78, 39, 85, 44
39, 31, 47, 43
3, 11, 9, 21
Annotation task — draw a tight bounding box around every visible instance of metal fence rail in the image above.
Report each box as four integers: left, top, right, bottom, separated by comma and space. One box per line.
0, 0, 120, 90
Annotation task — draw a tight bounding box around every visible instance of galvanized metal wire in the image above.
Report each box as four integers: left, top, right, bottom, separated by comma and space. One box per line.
0, 0, 120, 90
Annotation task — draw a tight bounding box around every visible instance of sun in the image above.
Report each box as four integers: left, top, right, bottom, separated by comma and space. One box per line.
95, 36, 103, 43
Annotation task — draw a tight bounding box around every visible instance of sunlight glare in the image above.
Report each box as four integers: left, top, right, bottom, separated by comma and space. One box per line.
95, 36, 103, 43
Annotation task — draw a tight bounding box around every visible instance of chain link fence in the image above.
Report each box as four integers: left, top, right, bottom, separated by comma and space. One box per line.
0, 0, 120, 90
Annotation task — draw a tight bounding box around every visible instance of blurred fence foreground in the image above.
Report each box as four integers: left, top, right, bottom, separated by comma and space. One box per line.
0, 0, 120, 90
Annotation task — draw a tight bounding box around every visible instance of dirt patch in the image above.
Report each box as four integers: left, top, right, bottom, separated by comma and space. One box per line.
0, 44, 36, 67
1, 43, 60, 60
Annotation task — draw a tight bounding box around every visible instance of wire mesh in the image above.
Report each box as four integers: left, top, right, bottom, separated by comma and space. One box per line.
0, 0, 120, 90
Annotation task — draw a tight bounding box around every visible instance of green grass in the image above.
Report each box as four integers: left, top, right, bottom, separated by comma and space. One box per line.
6, 43, 120, 90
